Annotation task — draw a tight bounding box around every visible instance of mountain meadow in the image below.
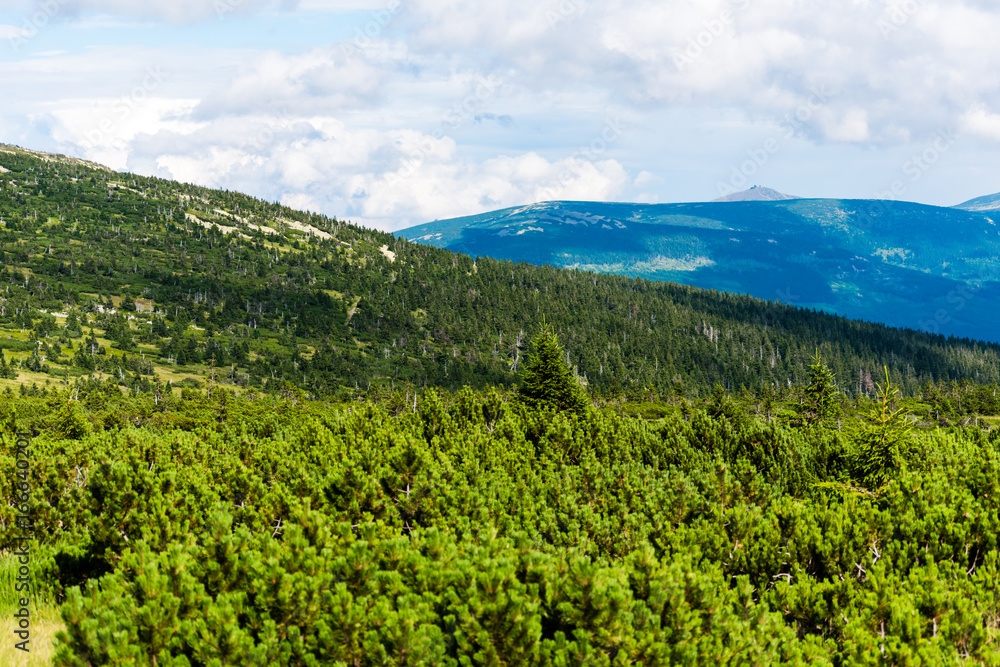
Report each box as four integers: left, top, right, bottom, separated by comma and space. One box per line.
2, 144, 1000, 664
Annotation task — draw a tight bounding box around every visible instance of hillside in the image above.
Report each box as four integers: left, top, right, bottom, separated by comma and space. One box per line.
1, 144, 1000, 400
398, 198, 1000, 342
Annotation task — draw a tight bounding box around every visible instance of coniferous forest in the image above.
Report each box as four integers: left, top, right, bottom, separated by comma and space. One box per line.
1, 145, 1000, 664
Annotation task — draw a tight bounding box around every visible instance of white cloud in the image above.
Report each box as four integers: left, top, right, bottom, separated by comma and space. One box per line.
961, 105, 1000, 142
10, 0, 289, 23
634, 170, 659, 189
193, 47, 388, 117
122, 112, 629, 230
281, 191, 321, 211
389, 0, 1000, 147
820, 107, 871, 143
45, 97, 204, 170
295, 0, 390, 9
0, 23, 32, 39
6, 0, 1000, 226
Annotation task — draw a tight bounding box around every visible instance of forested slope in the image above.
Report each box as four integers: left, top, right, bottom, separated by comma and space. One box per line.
0, 144, 998, 399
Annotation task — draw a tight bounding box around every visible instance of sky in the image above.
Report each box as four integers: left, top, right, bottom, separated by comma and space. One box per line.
2, 0, 1000, 232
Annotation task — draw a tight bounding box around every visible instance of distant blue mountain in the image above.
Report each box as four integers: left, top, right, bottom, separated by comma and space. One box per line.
955, 191, 1000, 212
711, 185, 800, 202
397, 194, 1000, 342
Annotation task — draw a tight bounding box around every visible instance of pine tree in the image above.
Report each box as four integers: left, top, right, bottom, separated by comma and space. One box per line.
57, 400, 91, 440
803, 350, 841, 425
853, 366, 912, 493
517, 324, 589, 414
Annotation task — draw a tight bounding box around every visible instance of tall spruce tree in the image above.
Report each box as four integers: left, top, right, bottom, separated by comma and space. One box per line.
517, 325, 589, 414
803, 350, 841, 425
853, 366, 913, 493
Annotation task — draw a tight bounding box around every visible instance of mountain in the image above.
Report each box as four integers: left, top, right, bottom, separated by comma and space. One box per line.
711, 185, 800, 202
398, 198, 1000, 343
3, 143, 1000, 399
954, 191, 1000, 212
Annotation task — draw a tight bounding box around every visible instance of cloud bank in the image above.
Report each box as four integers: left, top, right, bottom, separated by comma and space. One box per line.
2, 0, 999, 229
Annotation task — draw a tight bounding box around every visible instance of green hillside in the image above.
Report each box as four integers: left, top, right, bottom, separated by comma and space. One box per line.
1, 145, 1000, 401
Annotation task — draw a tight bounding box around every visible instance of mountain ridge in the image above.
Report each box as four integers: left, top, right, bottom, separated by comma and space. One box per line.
954, 191, 1000, 212
398, 197, 1000, 342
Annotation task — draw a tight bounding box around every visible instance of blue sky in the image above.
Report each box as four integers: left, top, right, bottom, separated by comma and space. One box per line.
2, 0, 1000, 231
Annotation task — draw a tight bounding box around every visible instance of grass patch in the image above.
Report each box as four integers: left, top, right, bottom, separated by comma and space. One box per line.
0, 553, 64, 665
0, 604, 62, 666
0, 371, 66, 392
153, 365, 207, 387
